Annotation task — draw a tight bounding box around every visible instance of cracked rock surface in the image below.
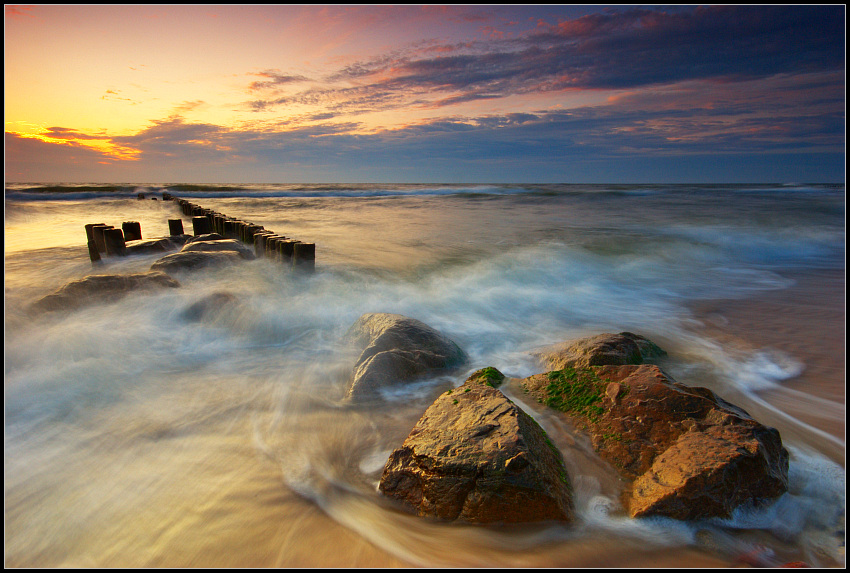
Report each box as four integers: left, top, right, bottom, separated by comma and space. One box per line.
378, 378, 574, 524
521, 361, 789, 520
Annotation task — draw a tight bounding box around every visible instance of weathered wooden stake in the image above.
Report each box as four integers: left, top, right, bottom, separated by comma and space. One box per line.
168, 219, 184, 236
278, 239, 299, 262
103, 228, 127, 256
253, 231, 274, 257
85, 223, 106, 244
87, 240, 102, 265
192, 216, 213, 236
292, 242, 316, 271
92, 225, 113, 253
122, 221, 142, 241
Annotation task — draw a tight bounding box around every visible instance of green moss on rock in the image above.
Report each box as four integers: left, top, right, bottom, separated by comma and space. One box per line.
544, 366, 606, 420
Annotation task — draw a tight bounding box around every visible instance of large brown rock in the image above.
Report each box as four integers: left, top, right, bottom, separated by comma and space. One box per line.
150, 250, 245, 273
534, 331, 666, 370
180, 239, 255, 260
29, 271, 180, 313
521, 362, 789, 520
379, 378, 574, 524
343, 313, 467, 401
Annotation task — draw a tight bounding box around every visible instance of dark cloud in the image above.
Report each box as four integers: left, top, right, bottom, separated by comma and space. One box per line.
245, 5, 844, 115
43, 127, 104, 140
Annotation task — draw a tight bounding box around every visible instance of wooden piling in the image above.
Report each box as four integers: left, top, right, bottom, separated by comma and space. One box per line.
85, 223, 106, 243
292, 242, 315, 271
192, 216, 213, 236
168, 219, 184, 236
278, 239, 299, 262
87, 240, 101, 264
103, 228, 127, 256
92, 225, 113, 253
253, 231, 274, 257
122, 221, 142, 241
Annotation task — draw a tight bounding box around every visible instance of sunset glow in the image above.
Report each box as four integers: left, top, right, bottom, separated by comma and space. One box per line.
4, 4, 845, 182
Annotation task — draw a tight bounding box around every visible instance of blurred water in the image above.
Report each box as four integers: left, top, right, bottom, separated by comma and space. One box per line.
4, 183, 845, 567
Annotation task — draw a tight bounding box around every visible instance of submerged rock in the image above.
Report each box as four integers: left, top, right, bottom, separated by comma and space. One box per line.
180, 239, 255, 260
181, 291, 239, 322
379, 379, 574, 524
30, 271, 180, 313
343, 313, 467, 401
185, 233, 226, 243
534, 331, 666, 370
521, 360, 789, 520
150, 250, 245, 273
125, 237, 178, 255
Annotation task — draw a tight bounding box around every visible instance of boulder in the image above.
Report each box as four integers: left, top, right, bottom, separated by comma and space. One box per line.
534, 331, 666, 370
379, 377, 574, 524
150, 250, 245, 273
125, 237, 178, 255
181, 291, 239, 322
29, 271, 180, 313
185, 233, 226, 243
343, 313, 467, 401
180, 239, 255, 260
521, 363, 789, 520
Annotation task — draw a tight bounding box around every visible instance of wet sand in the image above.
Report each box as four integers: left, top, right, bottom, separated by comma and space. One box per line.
689, 267, 845, 466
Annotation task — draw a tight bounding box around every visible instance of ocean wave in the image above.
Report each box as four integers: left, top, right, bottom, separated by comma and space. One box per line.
5, 182, 843, 202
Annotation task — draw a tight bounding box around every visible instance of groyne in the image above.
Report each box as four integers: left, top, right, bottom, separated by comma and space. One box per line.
85, 191, 316, 271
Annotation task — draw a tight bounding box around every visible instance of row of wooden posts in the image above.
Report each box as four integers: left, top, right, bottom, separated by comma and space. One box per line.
166, 193, 316, 271
84, 192, 316, 271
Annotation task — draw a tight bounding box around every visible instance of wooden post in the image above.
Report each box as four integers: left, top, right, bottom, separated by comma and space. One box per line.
265, 236, 283, 261
192, 216, 213, 236
103, 228, 127, 256
292, 242, 315, 271
92, 225, 113, 253
87, 240, 102, 265
168, 219, 184, 236
85, 223, 106, 244
279, 239, 299, 262
122, 221, 142, 241
253, 231, 274, 257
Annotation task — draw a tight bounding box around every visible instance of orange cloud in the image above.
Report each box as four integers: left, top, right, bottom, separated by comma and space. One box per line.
8, 128, 140, 161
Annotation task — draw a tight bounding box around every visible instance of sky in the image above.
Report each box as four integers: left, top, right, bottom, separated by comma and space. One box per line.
4, 4, 846, 184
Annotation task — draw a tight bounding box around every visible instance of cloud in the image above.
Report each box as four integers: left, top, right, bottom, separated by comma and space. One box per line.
248, 69, 311, 91
5, 5, 34, 18
242, 5, 844, 117
42, 127, 105, 140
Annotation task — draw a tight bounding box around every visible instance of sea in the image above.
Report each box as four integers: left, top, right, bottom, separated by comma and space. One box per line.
4, 182, 845, 567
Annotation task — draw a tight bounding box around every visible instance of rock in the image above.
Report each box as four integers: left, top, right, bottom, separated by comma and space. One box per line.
180, 239, 255, 260
464, 366, 506, 388
343, 313, 467, 401
30, 271, 180, 313
521, 363, 789, 520
167, 234, 193, 246
185, 233, 226, 243
534, 332, 667, 370
182, 291, 239, 321
150, 250, 245, 273
125, 237, 178, 255
378, 381, 574, 524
